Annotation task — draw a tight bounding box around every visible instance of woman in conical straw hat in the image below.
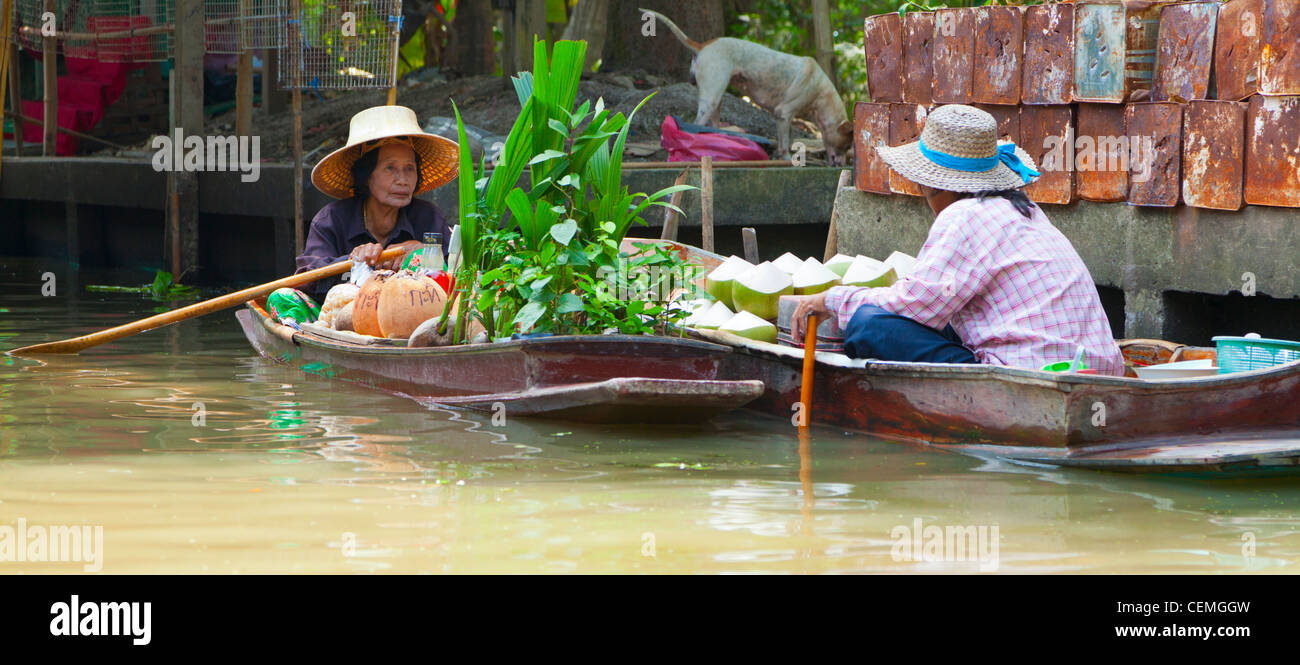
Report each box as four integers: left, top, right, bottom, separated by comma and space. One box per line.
294, 105, 460, 297
792, 104, 1125, 375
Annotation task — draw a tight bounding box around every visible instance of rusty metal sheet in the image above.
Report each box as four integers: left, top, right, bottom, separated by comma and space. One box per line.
1020, 105, 1076, 204
1261, 0, 1300, 95
1214, 0, 1263, 101
1022, 3, 1075, 105
1123, 1, 1174, 101
1124, 102, 1183, 207
974, 104, 1021, 144
902, 11, 935, 105
1073, 2, 1127, 102
932, 7, 976, 103
1075, 103, 1129, 202
972, 6, 1023, 105
1244, 95, 1300, 207
889, 103, 926, 197
1182, 100, 1247, 210
1152, 2, 1218, 102
854, 102, 892, 194
864, 13, 904, 103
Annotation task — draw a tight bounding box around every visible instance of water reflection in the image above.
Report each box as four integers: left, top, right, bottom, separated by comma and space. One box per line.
1, 257, 1298, 572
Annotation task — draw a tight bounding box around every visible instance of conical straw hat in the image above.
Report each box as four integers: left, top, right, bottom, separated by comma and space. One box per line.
875, 104, 1039, 193
310, 105, 459, 199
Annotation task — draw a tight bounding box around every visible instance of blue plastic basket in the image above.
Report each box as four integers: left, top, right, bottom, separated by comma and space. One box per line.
1213, 336, 1300, 374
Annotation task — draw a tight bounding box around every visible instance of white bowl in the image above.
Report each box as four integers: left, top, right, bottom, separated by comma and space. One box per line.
1134, 358, 1219, 380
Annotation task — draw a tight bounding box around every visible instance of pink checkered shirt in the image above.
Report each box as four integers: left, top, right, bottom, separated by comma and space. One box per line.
824, 196, 1126, 375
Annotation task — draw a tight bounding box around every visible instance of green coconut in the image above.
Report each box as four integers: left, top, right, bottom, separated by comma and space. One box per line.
824, 253, 856, 278
719, 310, 778, 344
885, 251, 918, 278
686, 300, 735, 329
772, 252, 806, 276
731, 261, 794, 320
792, 257, 842, 295
842, 255, 897, 288
704, 255, 754, 306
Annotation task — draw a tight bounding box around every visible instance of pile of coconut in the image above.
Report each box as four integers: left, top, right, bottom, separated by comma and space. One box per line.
318, 270, 485, 347
679, 250, 917, 343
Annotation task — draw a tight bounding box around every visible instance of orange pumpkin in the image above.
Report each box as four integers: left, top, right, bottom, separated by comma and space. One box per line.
377, 272, 449, 338
352, 270, 395, 337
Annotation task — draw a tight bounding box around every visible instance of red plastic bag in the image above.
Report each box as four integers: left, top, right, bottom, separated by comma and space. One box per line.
660, 115, 768, 162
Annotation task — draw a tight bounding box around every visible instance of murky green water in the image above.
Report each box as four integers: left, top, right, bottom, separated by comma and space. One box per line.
2, 259, 1298, 573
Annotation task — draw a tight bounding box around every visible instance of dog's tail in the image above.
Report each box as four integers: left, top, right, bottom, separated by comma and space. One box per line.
638, 8, 705, 52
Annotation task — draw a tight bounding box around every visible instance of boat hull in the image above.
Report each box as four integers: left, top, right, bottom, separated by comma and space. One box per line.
236, 306, 762, 424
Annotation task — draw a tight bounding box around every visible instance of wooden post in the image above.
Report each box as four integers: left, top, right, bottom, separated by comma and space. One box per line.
0, 1, 13, 173
172, 0, 204, 275
8, 43, 23, 157
41, 0, 56, 156
499, 5, 516, 83
811, 0, 833, 79
263, 48, 286, 116
742, 227, 759, 263
700, 156, 714, 253
290, 0, 304, 256
235, 0, 253, 135
386, 7, 400, 105
823, 169, 851, 262
659, 167, 689, 241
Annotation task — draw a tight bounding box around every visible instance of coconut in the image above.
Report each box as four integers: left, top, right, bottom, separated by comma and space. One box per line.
842, 256, 897, 288
792, 257, 841, 295
719, 311, 778, 343
318, 283, 360, 328
377, 272, 449, 339
334, 302, 355, 331
885, 251, 918, 278
686, 301, 734, 329
704, 256, 754, 305
352, 270, 395, 337
731, 261, 794, 320
772, 252, 806, 275
824, 253, 856, 278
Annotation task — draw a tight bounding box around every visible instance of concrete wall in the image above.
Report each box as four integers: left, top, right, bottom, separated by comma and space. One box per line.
833, 188, 1300, 343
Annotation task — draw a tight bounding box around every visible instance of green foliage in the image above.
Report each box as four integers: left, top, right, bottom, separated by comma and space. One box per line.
86, 270, 200, 301
450, 38, 701, 341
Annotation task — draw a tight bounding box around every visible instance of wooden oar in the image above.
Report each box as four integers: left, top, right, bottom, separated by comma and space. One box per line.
799, 314, 818, 428
7, 248, 405, 356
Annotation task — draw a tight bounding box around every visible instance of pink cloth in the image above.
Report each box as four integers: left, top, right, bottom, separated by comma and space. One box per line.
824, 196, 1126, 375
660, 115, 768, 162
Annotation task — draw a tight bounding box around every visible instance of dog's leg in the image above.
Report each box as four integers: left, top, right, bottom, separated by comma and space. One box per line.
693, 58, 730, 128
774, 108, 794, 158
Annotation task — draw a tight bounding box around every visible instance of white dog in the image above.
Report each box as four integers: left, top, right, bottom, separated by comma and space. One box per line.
640, 8, 854, 165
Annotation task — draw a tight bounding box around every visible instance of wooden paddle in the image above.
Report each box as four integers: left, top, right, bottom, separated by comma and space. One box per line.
7, 247, 405, 356
799, 314, 818, 428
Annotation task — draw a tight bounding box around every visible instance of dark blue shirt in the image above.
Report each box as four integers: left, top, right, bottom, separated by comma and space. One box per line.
294, 197, 452, 297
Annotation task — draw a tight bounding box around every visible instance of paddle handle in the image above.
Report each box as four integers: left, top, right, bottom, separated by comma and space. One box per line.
8, 247, 406, 355
799, 314, 818, 428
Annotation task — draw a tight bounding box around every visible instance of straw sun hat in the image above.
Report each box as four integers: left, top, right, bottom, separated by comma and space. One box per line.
876, 104, 1040, 193
310, 105, 459, 200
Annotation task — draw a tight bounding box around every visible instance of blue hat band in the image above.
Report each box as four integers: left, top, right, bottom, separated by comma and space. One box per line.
918, 138, 1040, 184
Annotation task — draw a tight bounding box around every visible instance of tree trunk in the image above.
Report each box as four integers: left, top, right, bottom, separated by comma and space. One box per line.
560, 0, 608, 73
444, 0, 496, 76
603, 0, 724, 79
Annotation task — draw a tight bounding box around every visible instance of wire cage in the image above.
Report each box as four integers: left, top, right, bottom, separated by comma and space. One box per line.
12, 0, 97, 58
278, 0, 400, 90
204, 0, 241, 54
238, 0, 284, 50
88, 0, 174, 62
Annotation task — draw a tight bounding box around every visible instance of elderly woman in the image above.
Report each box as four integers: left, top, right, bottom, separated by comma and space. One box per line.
295, 105, 459, 297
791, 104, 1125, 375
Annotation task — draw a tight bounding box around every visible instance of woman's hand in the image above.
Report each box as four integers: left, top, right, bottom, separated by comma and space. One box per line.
349, 240, 423, 270
790, 292, 833, 340
379, 240, 423, 270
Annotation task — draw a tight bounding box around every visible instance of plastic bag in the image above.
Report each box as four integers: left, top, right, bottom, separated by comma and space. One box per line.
660, 115, 769, 162
348, 258, 374, 286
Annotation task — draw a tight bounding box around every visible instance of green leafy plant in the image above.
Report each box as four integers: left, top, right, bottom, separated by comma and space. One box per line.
441, 38, 701, 343
87, 270, 201, 301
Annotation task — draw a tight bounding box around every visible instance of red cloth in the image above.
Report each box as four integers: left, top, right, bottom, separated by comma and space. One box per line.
824, 196, 1126, 376
659, 115, 768, 162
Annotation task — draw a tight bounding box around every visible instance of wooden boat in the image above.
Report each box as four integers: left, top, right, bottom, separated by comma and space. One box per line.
236, 299, 763, 424
641, 238, 1300, 474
